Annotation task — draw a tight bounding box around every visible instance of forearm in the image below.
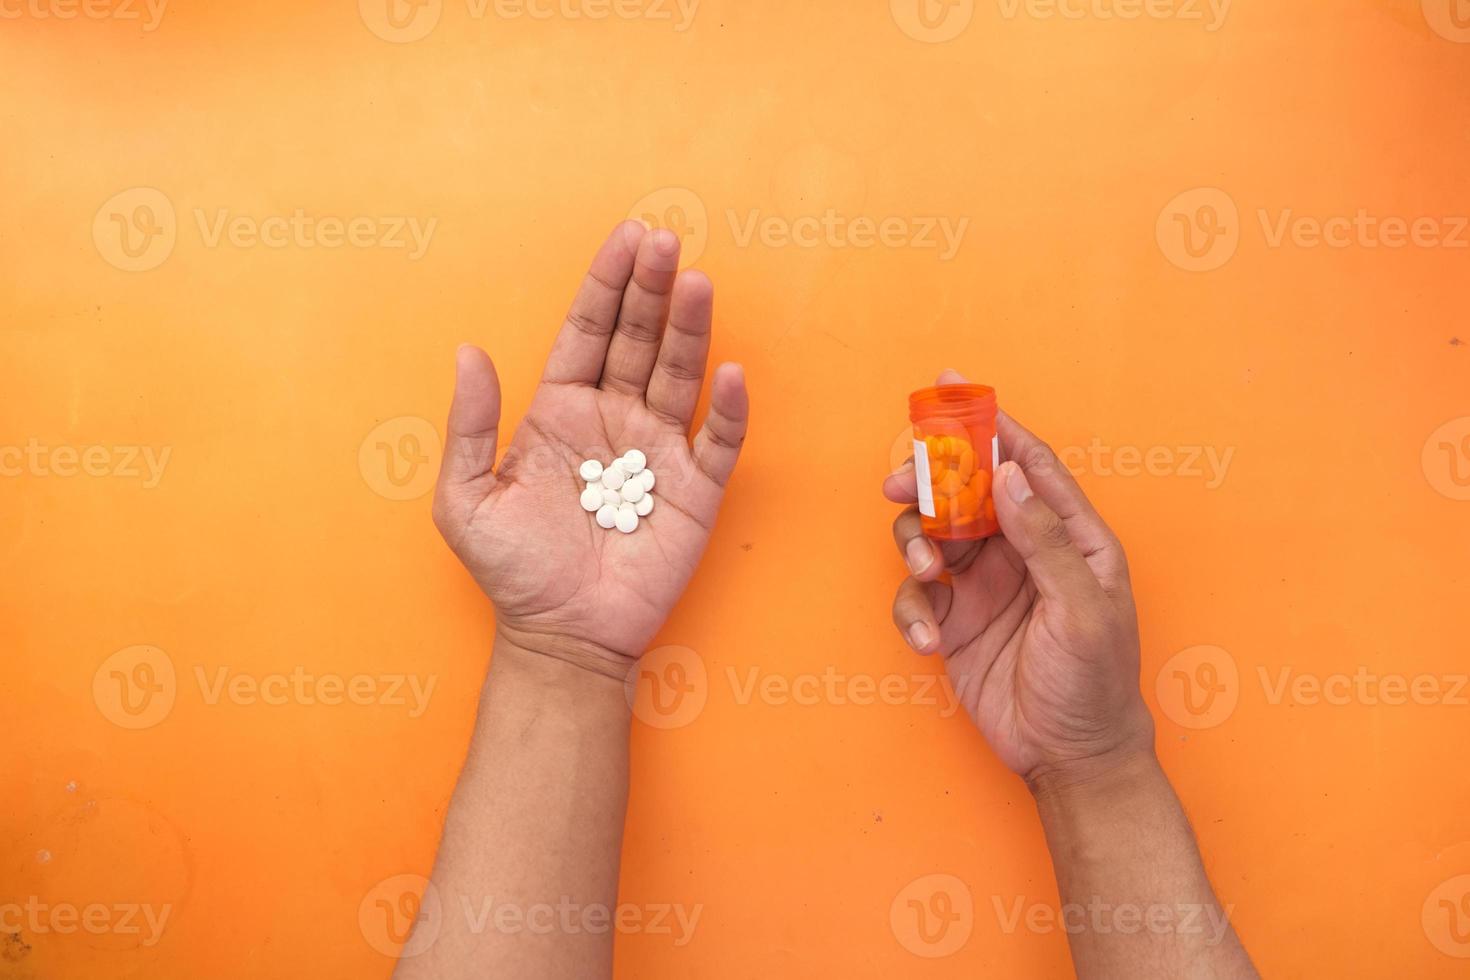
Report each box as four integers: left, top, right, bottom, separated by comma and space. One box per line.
396, 634, 631, 980
1029, 749, 1258, 980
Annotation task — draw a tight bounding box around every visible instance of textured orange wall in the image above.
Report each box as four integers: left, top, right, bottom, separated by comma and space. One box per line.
3, 1, 1469, 976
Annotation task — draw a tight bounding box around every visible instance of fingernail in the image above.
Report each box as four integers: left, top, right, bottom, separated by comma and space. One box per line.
652, 228, 680, 256
1005, 462, 1033, 504
907, 622, 933, 651
905, 538, 934, 575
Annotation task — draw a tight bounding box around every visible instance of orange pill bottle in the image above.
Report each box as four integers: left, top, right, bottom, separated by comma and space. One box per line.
908, 384, 1000, 541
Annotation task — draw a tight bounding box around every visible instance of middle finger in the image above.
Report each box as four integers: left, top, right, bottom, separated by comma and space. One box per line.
600, 228, 681, 396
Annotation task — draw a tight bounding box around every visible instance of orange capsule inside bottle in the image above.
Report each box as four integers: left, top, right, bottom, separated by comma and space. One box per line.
908, 384, 1000, 541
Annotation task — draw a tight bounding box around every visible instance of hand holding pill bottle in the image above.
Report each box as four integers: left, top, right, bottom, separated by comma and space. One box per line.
886, 370, 1154, 778
908, 383, 1000, 541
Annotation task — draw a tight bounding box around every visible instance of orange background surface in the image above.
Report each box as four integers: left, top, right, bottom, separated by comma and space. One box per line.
4, 0, 1470, 976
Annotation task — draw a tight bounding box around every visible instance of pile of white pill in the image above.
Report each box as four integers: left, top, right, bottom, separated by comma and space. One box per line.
578, 449, 657, 534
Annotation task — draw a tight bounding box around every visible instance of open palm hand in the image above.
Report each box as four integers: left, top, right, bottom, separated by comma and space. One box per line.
433, 223, 749, 677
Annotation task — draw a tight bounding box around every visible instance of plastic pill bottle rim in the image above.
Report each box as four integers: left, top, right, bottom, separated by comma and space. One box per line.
908, 383, 997, 423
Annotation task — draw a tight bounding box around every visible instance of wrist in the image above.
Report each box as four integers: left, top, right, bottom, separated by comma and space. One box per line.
1024, 731, 1162, 813
489, 630, 632, 719
494, 620, 639, 683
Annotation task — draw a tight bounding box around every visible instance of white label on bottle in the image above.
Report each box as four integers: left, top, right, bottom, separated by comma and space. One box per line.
913, 439, 935, 518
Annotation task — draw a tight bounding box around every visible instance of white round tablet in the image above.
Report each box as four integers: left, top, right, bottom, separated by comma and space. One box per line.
620, 481, 645, 503
601, 487, 621, 507
595, 504, 618, 529
579, 459, 603, 482
622, 449, 646, 474
639, 469, 655, 492
579, 487, 603, 512
601, 466, 626, 491
615, 504, 639, 533
634, 494, 654, 517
